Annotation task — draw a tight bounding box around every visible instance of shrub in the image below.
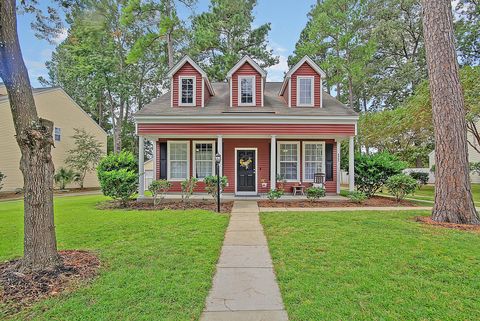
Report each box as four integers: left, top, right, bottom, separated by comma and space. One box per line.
470, 162, 480, 176
348, 191, 367, 204
97, 152, 138, 206
306, 187, 326, 201
54, 167, 80, 190
181, 177, 198, 204
149, 179, 172, 207
353, 152, 407, 198
203, 175, 228, 203
385, 174, 418, 202
0, 171, 5, 192
430, 165, 435, 173
409, 171, 429, 188
267, 189, 284, 200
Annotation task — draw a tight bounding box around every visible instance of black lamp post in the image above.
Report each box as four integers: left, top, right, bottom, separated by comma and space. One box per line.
215, 153, 222, 213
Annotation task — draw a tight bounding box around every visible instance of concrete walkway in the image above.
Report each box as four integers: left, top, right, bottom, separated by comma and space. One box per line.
259, 206, 433, 212
200, 201, 288, 321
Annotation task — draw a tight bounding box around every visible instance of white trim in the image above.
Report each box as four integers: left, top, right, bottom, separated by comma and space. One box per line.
238, 75, 256, 106
234, 147, 258, 195
192, 140, 216, 181
279, 55, 327, 96
201, 78, 205, 108
277, 141, 300, 182
288, 78, 291, 107
152, 140, 157, 180
170, 76, 173, 107
167, 140, 190, 181
229, 79, 233, 107
178, 76, 196, 107
302, 141, 326, 182
270, 135, 276, 190
261, 77, 264, 107
166, 56, 215, 96
320, 79, 323, 108
134, 115, 359, 123
336, 139, 341, 194
226, 56, 267, 78
138, 137, 145, 198
296, 76, 315, 107
349, 136, 355, 191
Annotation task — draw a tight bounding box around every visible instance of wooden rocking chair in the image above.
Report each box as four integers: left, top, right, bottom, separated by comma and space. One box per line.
312, 173, 325, 189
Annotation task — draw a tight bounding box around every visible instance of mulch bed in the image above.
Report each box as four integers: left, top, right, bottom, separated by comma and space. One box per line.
415, 216, 480, 233
0, 250, 99, 315
98, 199, 233, 214
258, 196, 418, 208
0, 188, 101, 201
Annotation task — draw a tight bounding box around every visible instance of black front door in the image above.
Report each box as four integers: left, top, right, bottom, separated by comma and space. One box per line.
237, 150, 256, 192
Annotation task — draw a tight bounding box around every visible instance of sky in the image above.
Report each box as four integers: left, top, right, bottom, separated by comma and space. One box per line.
16, 0, 317, 87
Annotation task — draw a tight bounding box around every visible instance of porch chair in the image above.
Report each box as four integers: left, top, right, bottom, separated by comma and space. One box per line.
312, 173, 325, 189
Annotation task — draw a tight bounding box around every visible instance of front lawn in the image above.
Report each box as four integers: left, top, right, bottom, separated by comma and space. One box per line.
261, 210, 480, 320
0, 195, 228, 320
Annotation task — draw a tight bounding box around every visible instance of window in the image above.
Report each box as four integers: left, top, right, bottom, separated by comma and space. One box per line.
167, 141, 189, 180
179, 76, 195, 106
194, 141, 215, 179
54, 127, 61, 141
303, 142, 325, 181
239, 76, 255, 105
277, 142, 300, 181
297, 76, 314, 106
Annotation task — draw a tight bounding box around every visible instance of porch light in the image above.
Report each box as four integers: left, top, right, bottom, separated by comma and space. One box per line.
215, 153, 222, 164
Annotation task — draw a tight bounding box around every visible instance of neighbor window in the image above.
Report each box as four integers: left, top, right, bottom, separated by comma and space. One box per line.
239, 76, 255, 105
194, 142, 215, 179
168, 141, 189, 180
54, 127, 61, 141
303, 142, 325, 181
298, 76, 314, 106
277, 142, 299, 181
180, 77, 195, 106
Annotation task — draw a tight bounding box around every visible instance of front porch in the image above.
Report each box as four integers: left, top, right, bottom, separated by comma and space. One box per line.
137, 135, 355, 198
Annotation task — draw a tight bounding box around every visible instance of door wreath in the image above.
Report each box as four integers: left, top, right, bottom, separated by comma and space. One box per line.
239, 157, 253, 170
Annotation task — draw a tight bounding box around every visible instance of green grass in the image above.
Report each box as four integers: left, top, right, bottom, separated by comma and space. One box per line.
261, 210, 480, 320
0, 195, 228, 321
403, 184, 480, 204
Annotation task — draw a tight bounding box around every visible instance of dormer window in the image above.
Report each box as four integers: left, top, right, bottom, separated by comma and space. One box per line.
297, 76, 314, 107
239, 76, 256, 106
179, 76, 196, 106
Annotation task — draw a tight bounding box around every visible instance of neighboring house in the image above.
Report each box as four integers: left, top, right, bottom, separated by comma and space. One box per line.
0, 84, 108, 192
134, 56, 358, 196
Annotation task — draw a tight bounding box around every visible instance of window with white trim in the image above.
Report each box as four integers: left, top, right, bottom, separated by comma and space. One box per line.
54, 127, 61, 141
180, 77, 195, 106
194, 142, 215, 179
278, 142, 299, 181
297, 76, 314, 106
239, 76, 255, 105
303, 142, 325, 181
168, 141, 189, 180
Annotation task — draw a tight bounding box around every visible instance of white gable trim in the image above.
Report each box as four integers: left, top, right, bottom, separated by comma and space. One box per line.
167, 55, 215, 96
279, 56, 327, 95
226, 55, 267, 78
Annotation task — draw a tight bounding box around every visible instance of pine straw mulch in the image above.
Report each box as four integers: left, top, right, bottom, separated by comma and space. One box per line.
97, 199, 233, 214
0, 250, 100, 315
258, 196, 418, 208
415, 216, 480, 233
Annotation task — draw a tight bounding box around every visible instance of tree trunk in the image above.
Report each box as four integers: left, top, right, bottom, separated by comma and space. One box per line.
165, 0, 174, 68
422, 0, 479, 224
0, 0, 60, 270
348, 75, 354, 109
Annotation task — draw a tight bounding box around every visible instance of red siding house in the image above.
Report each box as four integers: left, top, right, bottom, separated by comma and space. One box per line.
135, 55, 358, 197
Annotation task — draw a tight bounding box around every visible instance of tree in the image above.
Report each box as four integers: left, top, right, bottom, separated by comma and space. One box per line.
189, 0, 278, 81
0, 0, 61, 270
54, 168, 80, 190
66, 128, 104, 188
0, 171, 5, 191
421, 0, 479, 224
454, 0, 480, 66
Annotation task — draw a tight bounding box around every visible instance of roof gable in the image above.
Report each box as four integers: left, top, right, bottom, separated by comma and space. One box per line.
167, 56, 215, 95
280, 56, 327, 95
226, 56, 267, 78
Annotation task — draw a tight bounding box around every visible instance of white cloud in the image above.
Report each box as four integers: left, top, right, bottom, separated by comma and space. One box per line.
266, 43, 289, 82
52, 28, 68, 44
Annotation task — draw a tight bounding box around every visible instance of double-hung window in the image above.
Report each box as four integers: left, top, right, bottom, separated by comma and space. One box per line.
168, 141, 189, 180
179, 76, 195, 106
193, 141, 215, 179
303, 142, 325, 181
239, 76, 255, 105
277, 142, 300, 181
54, 127, 61, 141
297, 76, 314, 106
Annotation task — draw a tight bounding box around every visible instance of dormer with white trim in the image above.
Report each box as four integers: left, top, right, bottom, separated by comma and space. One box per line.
167, 56, 215, 107
226, 56, 266, 107
279, 56, 326, 108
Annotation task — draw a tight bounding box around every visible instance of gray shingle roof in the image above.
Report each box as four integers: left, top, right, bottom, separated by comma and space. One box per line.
135, 82, 358, 118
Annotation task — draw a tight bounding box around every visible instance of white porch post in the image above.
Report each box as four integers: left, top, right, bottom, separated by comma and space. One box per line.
152, 139, 157, 180
270, 135, 276, 190
348, 136, 355, 192
217, 135, 223, 176
336, 139, 341, 194
138, 136, 145, 198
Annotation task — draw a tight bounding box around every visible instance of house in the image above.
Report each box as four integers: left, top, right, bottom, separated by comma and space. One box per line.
134, 56, 358, 196
0, 84, 108, 192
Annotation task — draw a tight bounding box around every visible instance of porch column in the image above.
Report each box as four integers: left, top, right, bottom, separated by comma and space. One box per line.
336, 139, 341, 194
138, 136, 145, 198
152, 139, 157, 180
217, 135, 223, 176
348, 136, 355, 192
270, 135, 276, 190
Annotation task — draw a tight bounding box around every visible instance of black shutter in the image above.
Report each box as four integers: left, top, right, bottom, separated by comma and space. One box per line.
325, 143, 334, 181
159, 142, 167, 179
